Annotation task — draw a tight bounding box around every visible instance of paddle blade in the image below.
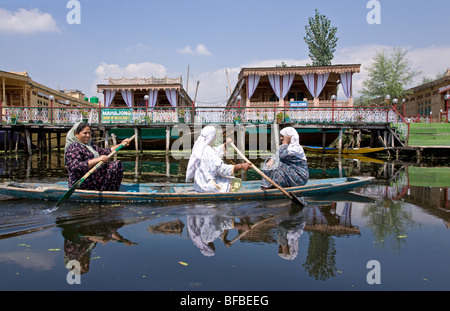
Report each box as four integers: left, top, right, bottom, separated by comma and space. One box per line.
289, 192, 306, 207
56, 182, 79, 206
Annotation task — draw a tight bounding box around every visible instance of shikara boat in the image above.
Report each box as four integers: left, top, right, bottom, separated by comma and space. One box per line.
0, 176, 374, 204
304, 146, 385, 154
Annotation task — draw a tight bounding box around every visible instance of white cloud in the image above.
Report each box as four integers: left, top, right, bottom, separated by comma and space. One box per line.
92, 62, 168, 94
177, 44, 211, 56
0, 8, 60, 34
195, 44, 211, 56
177, 45, 195, 55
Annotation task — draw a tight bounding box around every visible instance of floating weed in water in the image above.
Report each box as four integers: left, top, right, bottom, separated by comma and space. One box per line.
178, 261, 188, 266
48, 248, 61, 252
398, 235, 407, 238
18, 244, 30, 247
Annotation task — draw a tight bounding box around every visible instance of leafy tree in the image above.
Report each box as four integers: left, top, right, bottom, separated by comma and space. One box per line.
304, 9, 338, 66
360, 47, 421, 104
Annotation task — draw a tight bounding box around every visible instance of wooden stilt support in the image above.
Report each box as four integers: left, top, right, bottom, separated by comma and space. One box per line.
8, 130, 13, 154
338, 129, 343, 156
136, 127, 142, 154
25, 128, 32, 156
165, 127, 170, 156
15, 131, 19, 153
272, 123, 280, 151
237, 124, 246, 180
322, 130, 327, 154
47, 132, 52, 153
104, 130, 110, 148
57, 132, 61, 153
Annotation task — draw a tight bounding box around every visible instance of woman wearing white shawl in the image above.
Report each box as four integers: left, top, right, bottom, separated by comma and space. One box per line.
64, 122, 130, 191
186, 126, 252, 193
261, 127, 309, 189
277, 207, 306, 260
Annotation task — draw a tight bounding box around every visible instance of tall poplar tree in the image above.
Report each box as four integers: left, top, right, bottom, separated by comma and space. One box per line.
304, 9, 338, 66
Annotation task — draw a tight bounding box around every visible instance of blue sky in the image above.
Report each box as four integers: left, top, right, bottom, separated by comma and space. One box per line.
1, 0, 450, 103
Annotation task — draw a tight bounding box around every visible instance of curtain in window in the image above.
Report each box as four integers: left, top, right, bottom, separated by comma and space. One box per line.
316, 73, 329, 97
302, 73, 329, 98
340, 72, 353, 99
165, 88, 177, 107
282, 74, 295, 99
104, 90, 116, 107
148, 89, 158, 107
247, 74, 260, 100
121, 90, 133, 107
268, 74, 282, 99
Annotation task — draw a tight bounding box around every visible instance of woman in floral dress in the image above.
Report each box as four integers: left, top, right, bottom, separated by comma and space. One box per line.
64, 122, 131, 191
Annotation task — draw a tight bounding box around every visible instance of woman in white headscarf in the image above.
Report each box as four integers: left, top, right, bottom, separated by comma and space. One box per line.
186, 126, 252, 193
261, 127, 309, 189
277, 207, 306, 260
64, 122, 130, 191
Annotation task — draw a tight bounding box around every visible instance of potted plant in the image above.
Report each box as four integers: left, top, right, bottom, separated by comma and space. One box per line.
276, 112, 284, 123
81, 110, 89, 123
233, 115, 240, 125
10, 113, 18, 124
284, 113, 290, 122
356, 115, 364, 124
178, 108, 185, 123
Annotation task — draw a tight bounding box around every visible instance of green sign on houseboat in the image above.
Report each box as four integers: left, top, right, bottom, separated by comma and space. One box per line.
101, 108, 133, 123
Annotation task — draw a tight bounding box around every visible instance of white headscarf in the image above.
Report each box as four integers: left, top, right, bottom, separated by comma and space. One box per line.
64, 121, 99, 162
280, 127, 306, 160
185, 126, 217, 182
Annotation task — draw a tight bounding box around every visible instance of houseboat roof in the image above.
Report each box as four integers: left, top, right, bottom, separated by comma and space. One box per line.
237, 64, 361, 80
97, 76, 184, 91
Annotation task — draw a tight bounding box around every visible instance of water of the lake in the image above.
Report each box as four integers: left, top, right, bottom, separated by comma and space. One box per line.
0, 150, 449, 295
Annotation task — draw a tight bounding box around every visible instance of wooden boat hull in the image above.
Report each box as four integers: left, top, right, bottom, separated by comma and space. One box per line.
304, 146, 385, 154
0, 177, 374, 204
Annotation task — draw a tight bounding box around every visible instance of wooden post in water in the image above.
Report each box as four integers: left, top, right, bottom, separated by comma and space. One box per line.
135, 127, 141, 154
104, 130, 110, 148
8, 130, 13, 154
15, 131, 19, 153
165, 127, 170, 156
237, 124, 246, 180
272, 123, 280, 151
322, 130, 327, 154
3, 130, 7, 152
338, 129, 343, 156
57, 132, 61, 153
25, 128, 32, 156
111, 133, 117, 161
47, 132, 52, 153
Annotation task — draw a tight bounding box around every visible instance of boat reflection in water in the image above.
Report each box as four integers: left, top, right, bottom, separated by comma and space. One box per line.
51, 192, 372, 280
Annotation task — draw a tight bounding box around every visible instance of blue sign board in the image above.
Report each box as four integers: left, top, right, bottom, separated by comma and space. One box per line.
290, 101, 308, 109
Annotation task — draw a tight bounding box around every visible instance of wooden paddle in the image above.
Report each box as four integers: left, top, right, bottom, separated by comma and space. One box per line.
229, 142, 305, 207
226, 216, 275, 246
56, 135, 136, 206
